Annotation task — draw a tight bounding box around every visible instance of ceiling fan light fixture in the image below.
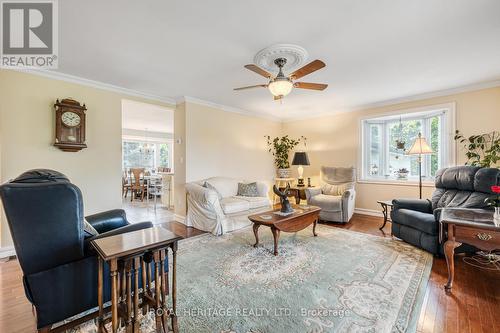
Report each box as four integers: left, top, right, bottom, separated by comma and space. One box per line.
268, 78, 293, 97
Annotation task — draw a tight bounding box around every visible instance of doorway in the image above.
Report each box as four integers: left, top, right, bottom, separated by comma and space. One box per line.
121, 99, 174, 223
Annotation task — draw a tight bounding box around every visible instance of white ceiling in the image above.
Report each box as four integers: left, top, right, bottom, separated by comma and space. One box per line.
122, 99, 173, 133
56, 0, 500, 120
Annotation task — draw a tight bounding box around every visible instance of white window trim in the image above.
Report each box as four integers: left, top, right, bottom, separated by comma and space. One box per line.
357, 102, 456, 186
122, 138, 174, 171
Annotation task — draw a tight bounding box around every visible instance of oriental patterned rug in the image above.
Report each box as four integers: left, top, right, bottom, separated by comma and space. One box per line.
70, 224, 431, 333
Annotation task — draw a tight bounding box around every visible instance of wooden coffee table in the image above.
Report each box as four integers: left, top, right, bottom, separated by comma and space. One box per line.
248, 205, 321, 255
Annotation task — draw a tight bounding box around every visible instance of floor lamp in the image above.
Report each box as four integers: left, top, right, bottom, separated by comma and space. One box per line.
407, 133, 433, 199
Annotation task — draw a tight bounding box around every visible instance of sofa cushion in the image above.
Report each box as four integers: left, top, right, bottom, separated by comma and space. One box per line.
237, 182, 259, 197
203, 181, 223, 199
220, 197, 250, 214
234, 196, 269, 209
308, 194, 341, 212
204, 177, 239, 198
391, 209, 437, 235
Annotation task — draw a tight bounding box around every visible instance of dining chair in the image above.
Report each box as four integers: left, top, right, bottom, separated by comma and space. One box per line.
122, 170, 131, 198
130, 168, 146, 202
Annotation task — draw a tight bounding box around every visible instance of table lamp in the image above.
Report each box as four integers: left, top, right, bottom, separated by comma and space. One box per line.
407, 133, 433, 199
292, 152, 310, 187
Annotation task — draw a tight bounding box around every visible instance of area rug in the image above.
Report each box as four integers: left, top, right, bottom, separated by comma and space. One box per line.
173, 224, 432, 333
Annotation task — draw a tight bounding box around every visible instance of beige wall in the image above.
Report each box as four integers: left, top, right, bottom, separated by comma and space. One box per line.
185, 102, 281, 182
283, 86, 500, 212
170, 101, 282, 217
0, 70, 173, 247
173, 102, 187, 216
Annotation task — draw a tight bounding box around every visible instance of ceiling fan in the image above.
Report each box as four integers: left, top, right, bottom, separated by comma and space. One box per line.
234, 57, 328, 100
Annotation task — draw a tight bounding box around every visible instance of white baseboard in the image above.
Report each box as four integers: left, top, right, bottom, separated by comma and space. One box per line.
0, 246, 16, 259
174, 214, 186, 224
354, 208, 384, 218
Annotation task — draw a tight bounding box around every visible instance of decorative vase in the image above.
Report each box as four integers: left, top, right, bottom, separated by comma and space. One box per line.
277, 168, 291, 178
494, 207, 500, 226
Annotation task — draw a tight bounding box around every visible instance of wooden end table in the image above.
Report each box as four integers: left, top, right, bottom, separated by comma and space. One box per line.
248, 205, 321, 255
377, 200, 393, 231
91, 227, 182, 333
439, 208, 499, 291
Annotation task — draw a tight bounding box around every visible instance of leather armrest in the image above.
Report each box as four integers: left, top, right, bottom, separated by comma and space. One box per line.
392, 198, 432, 214
85, 209, 129, 233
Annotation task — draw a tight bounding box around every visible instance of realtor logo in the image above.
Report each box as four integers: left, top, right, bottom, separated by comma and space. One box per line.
1, 0, 58, 68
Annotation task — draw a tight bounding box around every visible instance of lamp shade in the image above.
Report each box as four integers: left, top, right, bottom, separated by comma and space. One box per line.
407, 133, 433, 155
292, 152, 310, 166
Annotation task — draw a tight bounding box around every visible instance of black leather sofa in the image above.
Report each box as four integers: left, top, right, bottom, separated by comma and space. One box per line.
0, 169, 154, 330
391, 166, 500, 255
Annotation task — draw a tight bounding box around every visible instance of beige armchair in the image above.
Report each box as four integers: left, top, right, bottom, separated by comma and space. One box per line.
304, 166, 356, 223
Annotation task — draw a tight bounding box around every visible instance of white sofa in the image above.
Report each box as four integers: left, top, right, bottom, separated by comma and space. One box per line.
185, 177, 271, 235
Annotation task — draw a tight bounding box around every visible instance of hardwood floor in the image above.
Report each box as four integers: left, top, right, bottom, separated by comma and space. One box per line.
0, 213, 498, 333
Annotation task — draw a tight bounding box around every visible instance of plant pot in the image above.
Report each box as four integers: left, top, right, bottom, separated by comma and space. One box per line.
277, 168, 291, 178
396, 171, 409, 180
494, 207, 500, 227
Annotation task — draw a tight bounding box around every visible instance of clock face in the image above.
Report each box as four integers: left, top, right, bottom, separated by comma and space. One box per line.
61, 111, 81, 127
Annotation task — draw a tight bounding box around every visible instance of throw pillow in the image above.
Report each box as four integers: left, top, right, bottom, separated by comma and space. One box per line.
237, 182, 260, 197
83, 218, 99, 237
203, 181, 223, 199
321, 183, 347, 196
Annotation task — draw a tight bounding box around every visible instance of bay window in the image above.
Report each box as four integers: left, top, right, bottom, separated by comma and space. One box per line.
360, 104, 455, 183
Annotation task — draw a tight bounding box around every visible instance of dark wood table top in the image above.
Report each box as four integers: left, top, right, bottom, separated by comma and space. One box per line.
440, 208, 497, 230
248, 205, 320, 225
91, 227, 182, 261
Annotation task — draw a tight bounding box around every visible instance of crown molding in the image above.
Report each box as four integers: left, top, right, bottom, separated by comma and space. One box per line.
282, 78, 500, 122
176, 96, 282, 122
9, 68, 177, 106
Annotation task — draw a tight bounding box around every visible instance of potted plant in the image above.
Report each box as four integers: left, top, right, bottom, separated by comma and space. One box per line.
454, 130, 500, 167
396, 168, 409, 180
485, 185, 500, 225
266, 135, 305, 178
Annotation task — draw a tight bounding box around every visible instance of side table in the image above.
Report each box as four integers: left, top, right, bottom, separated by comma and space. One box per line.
91, 227, 182, 333
439, 208, 499, 291
377, 200, 393, 231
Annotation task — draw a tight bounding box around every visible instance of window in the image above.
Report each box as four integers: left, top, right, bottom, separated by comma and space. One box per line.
360, 104, 455, 183
122, 140, 173, 170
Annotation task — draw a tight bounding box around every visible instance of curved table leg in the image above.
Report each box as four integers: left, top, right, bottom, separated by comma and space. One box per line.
313, 218, 318, 237
379, 203, 388, 230
444, 239, 461, 291
271, 226, 280, 256
253, 224, 260, 247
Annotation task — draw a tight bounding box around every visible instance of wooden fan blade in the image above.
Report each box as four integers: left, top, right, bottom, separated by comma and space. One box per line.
274, 95, 283, 100
289, 60, 326, 80
233, 84, 268, 91
294, 82, 328, 90
244, 64, 272, 78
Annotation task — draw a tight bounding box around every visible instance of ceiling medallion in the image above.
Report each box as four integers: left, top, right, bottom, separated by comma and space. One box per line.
253, 44, 308, 73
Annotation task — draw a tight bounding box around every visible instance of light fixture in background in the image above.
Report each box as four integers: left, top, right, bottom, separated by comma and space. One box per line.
292, 151, 310, 187
140, 128, 154, 155
407, 132, 433, 199
268, 77, 293, 97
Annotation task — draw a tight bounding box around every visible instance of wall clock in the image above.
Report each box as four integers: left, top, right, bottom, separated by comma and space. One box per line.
54, 98, 87, 152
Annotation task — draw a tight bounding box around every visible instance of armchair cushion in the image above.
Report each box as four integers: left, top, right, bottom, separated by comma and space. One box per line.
308, 194, 342, 212
85, 209, 129, 234
392, 198, 432, 214
321, 183, 347, 196
391, 209, 438, 235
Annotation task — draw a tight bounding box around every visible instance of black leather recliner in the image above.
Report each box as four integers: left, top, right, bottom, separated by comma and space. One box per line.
391, 166, 500, 255
0, 169, 154, 330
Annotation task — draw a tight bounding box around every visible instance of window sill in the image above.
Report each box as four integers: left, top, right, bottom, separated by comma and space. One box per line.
357, 179, 435, 187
